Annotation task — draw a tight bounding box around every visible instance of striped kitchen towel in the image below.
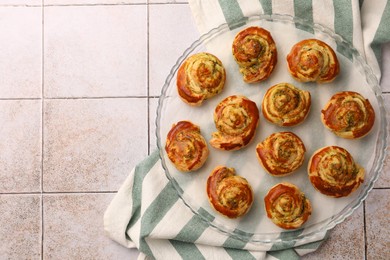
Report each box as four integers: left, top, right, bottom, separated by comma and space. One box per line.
190, 0, 390, 81
104, 151, 329, 260
104, 1, 390, 259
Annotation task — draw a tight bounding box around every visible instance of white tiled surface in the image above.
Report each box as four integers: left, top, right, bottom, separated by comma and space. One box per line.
0, 100, 41, 193
0, 7, 42, 98
44, 5, 147, 98
43, 98, 148, 192
0, 1, 388, 259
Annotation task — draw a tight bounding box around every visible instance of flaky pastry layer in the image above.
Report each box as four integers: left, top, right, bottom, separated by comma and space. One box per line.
165, 121, 209, 172
207, 166, 253, 218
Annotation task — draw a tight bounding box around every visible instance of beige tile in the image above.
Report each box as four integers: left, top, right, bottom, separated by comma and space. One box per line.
43, 98, 148, 192
302, 205, 365, 260
45, 0, 145, 4
0, 0, 41, 5
0, 195, 41, 259
365, 189, 390, 259
44, 5, 147, 98
0, 100, 41, 193
375, 94, 390, 188
149, 0, 187, 3
149, 4, 200, 96
43, 193, 136, 259
0, 6, 41, 98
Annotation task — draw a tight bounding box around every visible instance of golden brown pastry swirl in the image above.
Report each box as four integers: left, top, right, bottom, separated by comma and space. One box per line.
308, 146, 365, 198
177, 52, 226, 106
165, 121, 209, 172
287, 39, 339, 83
207, 166, 253, 218
256, 132, 306, 176
232, 26, 277, 83
262, 83, 311, 126
264, 183, 312, 229
210, 95, 259, 151
321, 91, 375, 139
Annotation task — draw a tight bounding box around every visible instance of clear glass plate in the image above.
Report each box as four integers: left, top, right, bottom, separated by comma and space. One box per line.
156, 14, 388, 244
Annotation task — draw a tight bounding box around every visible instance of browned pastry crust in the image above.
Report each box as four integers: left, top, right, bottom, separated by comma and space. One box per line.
177, 52, 226, 106
287, 39, 340, 83
321, 91, 375, 139
256, 132, 306, 176
232, 26, 277, 83
207, 166, 253, 218
210, 95, 259, 151
262, 83, 311, 126
264, 182, 312, 229
165, 121, 209, 172
308, 146, 365, 198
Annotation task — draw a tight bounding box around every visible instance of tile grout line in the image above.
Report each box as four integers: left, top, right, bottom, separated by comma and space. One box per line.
147, 0, 151, 156
40, 1, 45, 259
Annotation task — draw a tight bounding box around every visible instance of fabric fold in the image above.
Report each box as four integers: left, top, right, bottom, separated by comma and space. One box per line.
104, 151, 328, 259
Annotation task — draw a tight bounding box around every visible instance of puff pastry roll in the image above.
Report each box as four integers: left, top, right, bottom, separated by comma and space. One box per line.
321, 91, 375, 139
177, 52, 226, 106
308, 146, 365, 198
232, 26, 277, 83
262, 83, 311, 126
207, 166, 253, 218
210, 95, 259, 151
256, 132, 306, 176
264, 183, 312, 229
165, 121, 209, 172
287, 39, 339, 83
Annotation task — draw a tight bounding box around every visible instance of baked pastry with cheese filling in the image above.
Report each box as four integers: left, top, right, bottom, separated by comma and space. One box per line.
264, 182, 312, 229
210, 95, 259, 151
308, 146, 365, 198
165, 121, 209, 172
207, 166, 253, 218
321, 91, 375, 139
177, 52, 226, 106
262, 83, 311, 126
287, 39, 339, 83
232, 26, 277, 83
256, 132, 306, 176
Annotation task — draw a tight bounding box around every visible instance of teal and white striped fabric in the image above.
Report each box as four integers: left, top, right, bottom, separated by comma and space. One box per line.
190, 0, 390, 81
104, 1, 390, 259
104, 151, 328, 259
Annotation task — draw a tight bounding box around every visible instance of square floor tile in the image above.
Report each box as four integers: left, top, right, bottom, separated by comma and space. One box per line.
302, 205, 364, 259
0, 100, 41, 193
44, 5, 147, 98
0, 0, 41, 5
45, 0, 146, 4
365, 189, 390, 259
0, 6, 41, 98
149, 4, 199, 96
149, 0, 187, 3
43, 98, 148, 192
0, 195, 41, 259
43, 194, 135, 259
